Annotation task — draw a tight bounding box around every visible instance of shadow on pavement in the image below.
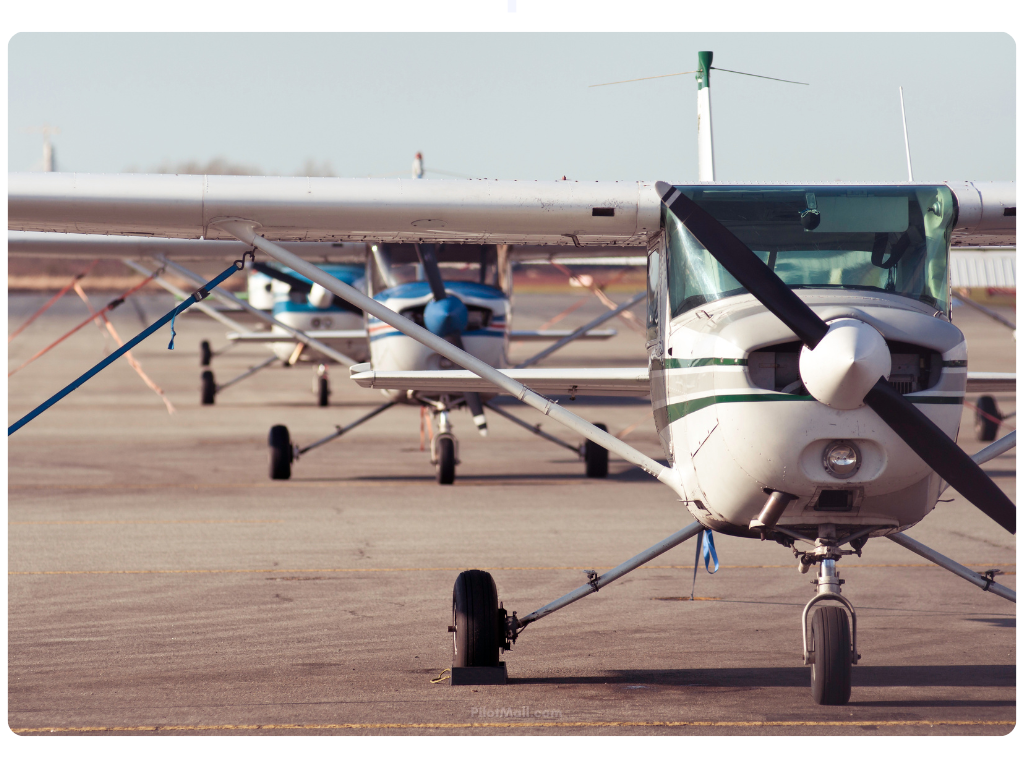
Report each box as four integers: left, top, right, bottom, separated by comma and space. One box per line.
510, 664, 1014, 688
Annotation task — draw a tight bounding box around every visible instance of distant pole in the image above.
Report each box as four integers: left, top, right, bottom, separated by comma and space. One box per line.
27, 124, 60, 172
899, 87, 914, 182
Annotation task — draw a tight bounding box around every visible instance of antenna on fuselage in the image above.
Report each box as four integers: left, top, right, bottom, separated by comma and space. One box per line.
589, 53, 807, 182
695, 52, 715, 181
899, 86, 914, 182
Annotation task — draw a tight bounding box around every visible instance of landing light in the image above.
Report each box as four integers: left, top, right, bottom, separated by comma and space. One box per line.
823, 441, 861, 478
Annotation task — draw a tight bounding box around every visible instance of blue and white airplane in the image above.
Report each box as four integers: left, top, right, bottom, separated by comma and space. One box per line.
261, 240, 636, 485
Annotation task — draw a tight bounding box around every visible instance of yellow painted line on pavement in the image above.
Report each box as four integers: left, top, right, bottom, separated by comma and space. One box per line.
10, 563, 1015, 576
10, 520, 283, 526
12, 719, 1015, 733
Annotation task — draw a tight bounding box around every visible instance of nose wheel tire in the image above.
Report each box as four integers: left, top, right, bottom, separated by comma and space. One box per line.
584, 422, 609, 478
200, 340, 212, 367
201, 370, 216, 405
974, 395, 1001, 442
318, 376, 330, 407
810, 606, 852, 705
437, 437, 456, 485
268, 425, 293, 480
452, 570, 500, 668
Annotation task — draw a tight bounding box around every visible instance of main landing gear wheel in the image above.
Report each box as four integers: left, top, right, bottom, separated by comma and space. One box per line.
810, 606, 852, 705
584, 422, 609, 478
200, 340, 212, 367
974, 395, 1001, 442
437, 436, 456, 485
452, 570, 500, 668
201, 370, 216, 405
268, 424, 293, 480
318, 376, 330, 407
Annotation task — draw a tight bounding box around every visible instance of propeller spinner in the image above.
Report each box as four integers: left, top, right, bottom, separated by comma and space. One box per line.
414, 244, 488, 435
655, 182, 1015, 534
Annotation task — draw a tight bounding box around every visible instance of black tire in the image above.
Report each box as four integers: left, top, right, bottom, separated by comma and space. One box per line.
200, 340, 212, 367
452, 570, 500, 668
437, 436, 456, 485
584, 422, 609, 478
318, 376, 330, 407
810, 606, 852, 705
974, 395, 1001, 442
201, 370, 216, 405
268, 425, 293, 480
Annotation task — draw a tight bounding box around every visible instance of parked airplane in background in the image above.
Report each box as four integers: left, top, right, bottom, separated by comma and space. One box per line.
7, 232, 630, 484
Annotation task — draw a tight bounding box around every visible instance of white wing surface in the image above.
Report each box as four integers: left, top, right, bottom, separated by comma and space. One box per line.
6, 231, 365, 260
227, 331, 368, 342
8, 174, 660, 247
350, 364, 651, 396
507, 330, 616, 341
10, 174, 1013, 248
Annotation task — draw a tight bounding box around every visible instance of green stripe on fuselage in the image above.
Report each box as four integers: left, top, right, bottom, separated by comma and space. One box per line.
654, 357, 748, 370
656, 392, 963, 426
657, 392, 813, 424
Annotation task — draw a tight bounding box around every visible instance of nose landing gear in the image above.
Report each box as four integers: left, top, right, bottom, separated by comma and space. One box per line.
431, 408, 459, 485
795, 525, 862, 705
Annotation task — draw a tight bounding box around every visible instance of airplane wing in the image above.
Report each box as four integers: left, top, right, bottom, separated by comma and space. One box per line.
227, 330, 369, 342
6, 230, 366, 260
349, 364, 650, 397
966, 372, 1015, 393
948, 182, 1016, 248
10, 174, 1012, 247
8, 174, 660, 247
508, 329, 616, 341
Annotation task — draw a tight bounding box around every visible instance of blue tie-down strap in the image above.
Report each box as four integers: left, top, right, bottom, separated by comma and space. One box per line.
701, 529, 720, 574
9, 263, 241, 435
689, 528, 721, 600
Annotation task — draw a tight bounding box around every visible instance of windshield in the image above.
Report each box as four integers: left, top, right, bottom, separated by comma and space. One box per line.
666, 185, 955, 318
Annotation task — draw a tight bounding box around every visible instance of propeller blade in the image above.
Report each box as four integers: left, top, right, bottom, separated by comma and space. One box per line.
252, 261, 310, 294
464, 391, 488, 436
414, 244, 447, 302
863, 380, 1015, 534
655, 182, 829, 349
656, 182, 1016, 533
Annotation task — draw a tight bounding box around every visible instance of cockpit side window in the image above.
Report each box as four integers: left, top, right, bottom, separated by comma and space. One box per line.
646, 238, 664, 347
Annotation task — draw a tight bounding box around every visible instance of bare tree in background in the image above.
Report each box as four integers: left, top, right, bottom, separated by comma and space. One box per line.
141, 156, 336, 177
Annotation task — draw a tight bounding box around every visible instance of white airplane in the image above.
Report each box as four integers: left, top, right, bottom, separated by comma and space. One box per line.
7, 52, 1016, 705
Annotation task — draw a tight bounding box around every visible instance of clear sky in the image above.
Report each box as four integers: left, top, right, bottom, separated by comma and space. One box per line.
8, 32, 1016, 183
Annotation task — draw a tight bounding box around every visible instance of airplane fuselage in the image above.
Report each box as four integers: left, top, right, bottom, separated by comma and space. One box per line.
652, 291, 965, 538
367, 280, 511, 403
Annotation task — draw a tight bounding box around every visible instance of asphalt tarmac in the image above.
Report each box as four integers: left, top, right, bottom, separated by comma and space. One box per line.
7, 287, 1016, 738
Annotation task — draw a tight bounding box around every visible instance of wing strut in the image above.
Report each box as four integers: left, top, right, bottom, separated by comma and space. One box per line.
214, 220, 686, 500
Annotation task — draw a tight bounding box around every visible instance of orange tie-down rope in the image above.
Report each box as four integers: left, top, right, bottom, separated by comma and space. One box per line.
8, 271, 158, 378
548, 261, 646, 335
72, 283, 176, 414
7, 260, 99, 342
